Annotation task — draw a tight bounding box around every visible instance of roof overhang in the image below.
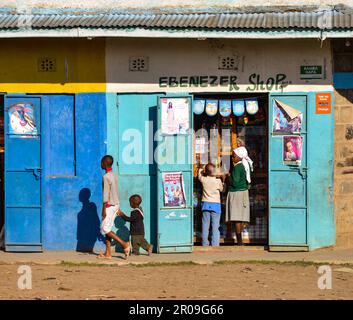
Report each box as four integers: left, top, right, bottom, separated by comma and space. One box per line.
0, 6, 352, 39
0, 28, 352, 40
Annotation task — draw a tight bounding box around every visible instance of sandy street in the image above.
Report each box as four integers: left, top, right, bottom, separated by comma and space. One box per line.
1, 262, 353, 300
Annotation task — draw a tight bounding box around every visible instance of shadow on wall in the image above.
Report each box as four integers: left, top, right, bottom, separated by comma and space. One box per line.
76, 188, 102, 252
114, 216, 130, 253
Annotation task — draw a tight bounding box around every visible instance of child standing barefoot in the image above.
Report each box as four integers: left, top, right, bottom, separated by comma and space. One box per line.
99, 155, 130, 259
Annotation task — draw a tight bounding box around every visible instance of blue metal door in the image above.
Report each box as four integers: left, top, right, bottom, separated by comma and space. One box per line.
269, 94, 308, 249
4, 96, 42, 252
156, 96, 193, 253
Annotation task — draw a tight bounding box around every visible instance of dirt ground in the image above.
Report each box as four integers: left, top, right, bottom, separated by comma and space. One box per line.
1, 262, 353, 300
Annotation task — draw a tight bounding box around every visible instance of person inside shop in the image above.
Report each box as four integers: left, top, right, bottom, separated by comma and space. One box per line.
225, 146, 253, 246
198, 163, 224, 246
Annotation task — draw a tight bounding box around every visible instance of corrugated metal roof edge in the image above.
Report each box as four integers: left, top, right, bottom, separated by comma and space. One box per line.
1, 11, 353, 29
4, 26, 353, 31
0, 6, 352, 35
0, 4, 351, 15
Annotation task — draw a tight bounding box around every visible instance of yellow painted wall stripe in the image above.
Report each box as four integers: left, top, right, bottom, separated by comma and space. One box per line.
0, 83, 106, 93
0, 38, 106, 93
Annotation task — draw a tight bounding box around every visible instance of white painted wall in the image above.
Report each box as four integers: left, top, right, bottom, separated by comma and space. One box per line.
1, 0, 352, 10
106, 38, 333, 93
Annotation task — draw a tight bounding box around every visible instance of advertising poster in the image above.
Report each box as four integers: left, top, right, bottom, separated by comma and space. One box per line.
219, 100, 232, 117
232, 99, 245, 116
8, 102, 37, 136
272, 99, 303, 134
283, 136, 303, 166
161, 97, 190, 135
205, 100, 218, 116
195, 137, 206, 154
316, 93, 331, 114
162, 172, 186, 207
193, 99, 205, 115
245, 99, 259, 115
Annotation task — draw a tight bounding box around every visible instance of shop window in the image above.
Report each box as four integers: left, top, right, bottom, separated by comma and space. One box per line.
48, 95, 76, 176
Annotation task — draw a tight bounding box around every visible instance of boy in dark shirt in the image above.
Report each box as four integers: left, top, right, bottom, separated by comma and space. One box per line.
118, 194, 153, 256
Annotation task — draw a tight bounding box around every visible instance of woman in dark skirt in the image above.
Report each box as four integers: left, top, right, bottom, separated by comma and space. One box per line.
226, 146, 253, 245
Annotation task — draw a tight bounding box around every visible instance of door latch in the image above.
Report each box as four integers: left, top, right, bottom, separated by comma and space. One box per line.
298, 167, 308, 179
25, 167, 41, 180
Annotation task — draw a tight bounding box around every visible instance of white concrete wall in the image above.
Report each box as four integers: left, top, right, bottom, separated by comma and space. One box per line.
1, 0, 352, 10
106, 38, 333, 93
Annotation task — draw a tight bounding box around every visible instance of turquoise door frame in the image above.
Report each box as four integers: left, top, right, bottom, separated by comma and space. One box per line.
268, 94, 308, 249
114, 93, 162, 249
111, 93, 193, 253
268, 92, 335, 251
156, 95, 193, 253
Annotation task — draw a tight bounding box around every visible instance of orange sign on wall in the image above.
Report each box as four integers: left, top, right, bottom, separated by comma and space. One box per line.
316, 93, 331, 114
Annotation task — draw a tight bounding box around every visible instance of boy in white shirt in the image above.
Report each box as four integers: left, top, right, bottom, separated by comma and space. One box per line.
98, 155, 130, 259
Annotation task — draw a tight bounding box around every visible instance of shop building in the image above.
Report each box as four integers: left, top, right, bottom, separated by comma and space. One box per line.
0, 2, 353, 252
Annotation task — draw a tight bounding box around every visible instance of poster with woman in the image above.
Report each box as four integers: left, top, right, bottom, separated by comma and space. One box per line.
272, 99, 303, 134
283, 136, 303, 166
8, 102, 37, 136
161, 97, 190, 135
162, 172, 186, 207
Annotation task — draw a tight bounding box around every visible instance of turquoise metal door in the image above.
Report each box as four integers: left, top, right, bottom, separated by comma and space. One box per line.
4, 96, 42, 252
116, 93, 160, 248
269, 94, 308, 249
156, 96, 193, 253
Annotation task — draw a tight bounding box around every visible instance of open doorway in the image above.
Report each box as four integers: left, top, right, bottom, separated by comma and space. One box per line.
193, 93, 268, 246
0, 95, 4, 249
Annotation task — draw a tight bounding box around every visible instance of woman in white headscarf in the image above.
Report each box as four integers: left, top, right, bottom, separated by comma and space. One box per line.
225, 146, 253, 246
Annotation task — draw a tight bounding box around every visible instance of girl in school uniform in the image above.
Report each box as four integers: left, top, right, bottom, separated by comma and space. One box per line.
226, 146, 253, 246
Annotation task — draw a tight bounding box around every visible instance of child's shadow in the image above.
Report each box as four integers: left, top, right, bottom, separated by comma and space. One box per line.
112, 217, 130, 254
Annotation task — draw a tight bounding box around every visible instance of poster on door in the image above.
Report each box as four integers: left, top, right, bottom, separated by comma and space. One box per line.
162, 172, 186, 207
8, 102, 37, 136
272, 99, 302, 134
160, 97, 190, 135
283, 136, 303, 166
